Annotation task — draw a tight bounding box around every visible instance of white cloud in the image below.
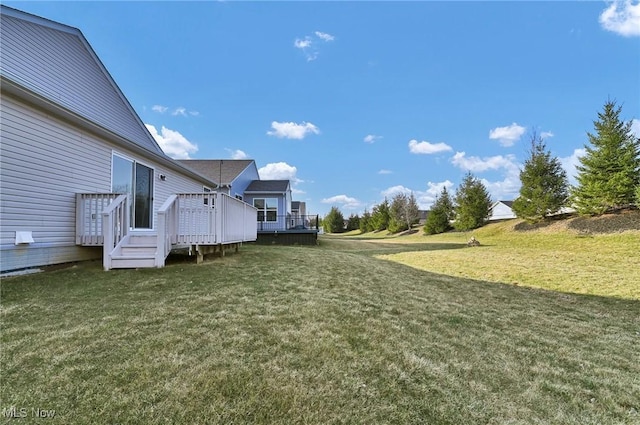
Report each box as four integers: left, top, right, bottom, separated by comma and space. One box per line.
258, 162, 298, 181
451, 151, 519, 173
227, 149, 248, 159
267, 121, 320, 139
599, 0, 640, 37
451, 153, 521, 201
189, 111, 200, 117
631, 118, 640, 137
381, 185, 412, 199
152, 105, 168, 113
416, 180, 455, 209
489, 123, 526, 147
540, 131, 554, 139
315, 31, 335, 42
379, 180, 454, 210
321, 195, 362, 210
480, 174, 521, 202
172, 107, 187, 117
426, 180, 454, 197
145, 124, 198, 159
560, 148, 587, 185
295, 31, 335, 61
294, 37, 312, 49
378, 169, 392, 175
408, 139, 453, 154
364, 134, 382, 144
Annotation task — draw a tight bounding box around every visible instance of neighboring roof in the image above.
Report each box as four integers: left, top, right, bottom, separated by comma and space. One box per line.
292, 201, 301, 209
0, 6, 164, 156
245, 180, 290, 193
177, 159, 254, 186
491, 200, 514, 209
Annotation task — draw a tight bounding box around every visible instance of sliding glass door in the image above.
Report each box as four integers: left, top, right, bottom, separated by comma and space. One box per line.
112, 154, 154, 229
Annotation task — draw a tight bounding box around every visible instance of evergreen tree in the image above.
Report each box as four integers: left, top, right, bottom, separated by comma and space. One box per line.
388, 192, 420, 233
370, 199, 390, 231
346, 213, 360, 231
424, 187, 454, 235
406, 192, 420, 229
359, 209, 372, 233
453, 173, 492, 231
512, 132, 569, 223
571, 100, 640, 215
323, 206, 345, 233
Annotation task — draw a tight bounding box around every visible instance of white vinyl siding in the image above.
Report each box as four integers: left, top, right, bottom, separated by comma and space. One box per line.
0, 95, 206, 271
0, 12, 163, 155
489, 203, 516, 221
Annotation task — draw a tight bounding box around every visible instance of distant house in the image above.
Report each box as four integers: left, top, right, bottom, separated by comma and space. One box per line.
178, 160, 318, 244
0, 6, 257, 272
243, 180, 292, 231
177, 159, 259, 201
489, 200, 516, 221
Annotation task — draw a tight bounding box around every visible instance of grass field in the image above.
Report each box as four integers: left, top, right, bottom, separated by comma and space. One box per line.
1, 219, 639, 424
340, 211, 640, 300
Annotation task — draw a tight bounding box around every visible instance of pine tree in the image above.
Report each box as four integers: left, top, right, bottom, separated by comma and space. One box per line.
571, 100, 640, 215
371, 199, 390, 231
359, 209, 372, 233
323, 206, 345, 233
388, 193, 408, 233
388, 192, 420, 233
453, 173, 492, 231
346, 213, 360, 231
424, 187, 454, 235
406, 192, 420, 229
512, 132, 568, 223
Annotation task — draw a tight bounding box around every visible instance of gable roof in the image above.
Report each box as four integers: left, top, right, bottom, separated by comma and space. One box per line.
245, 180, 290, 193
492, 200, 514, 209
0, 5, 218, 188
177, 159, 255, 187
0, 5, 164, 156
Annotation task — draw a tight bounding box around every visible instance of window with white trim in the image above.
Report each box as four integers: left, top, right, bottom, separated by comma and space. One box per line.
203, 186, 213, 206
253, 198, 277, 222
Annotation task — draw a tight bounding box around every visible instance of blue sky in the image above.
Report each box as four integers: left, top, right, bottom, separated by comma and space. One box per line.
7, 1, 640, 216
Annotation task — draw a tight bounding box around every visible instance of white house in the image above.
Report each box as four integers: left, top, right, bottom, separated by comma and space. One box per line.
488, 200, 516, 221
0, 6, 257, 272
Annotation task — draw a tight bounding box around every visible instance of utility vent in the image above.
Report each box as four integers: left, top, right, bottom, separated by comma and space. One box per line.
15, 231, 34, 245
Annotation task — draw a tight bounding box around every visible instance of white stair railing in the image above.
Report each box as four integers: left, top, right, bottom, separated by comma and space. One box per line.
156, 194, 179, 267
101, 194, 129, 270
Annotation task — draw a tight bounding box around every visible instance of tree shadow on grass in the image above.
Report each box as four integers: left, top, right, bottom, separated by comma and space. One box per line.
319, 238, 468, 257
568, 211, 640, 234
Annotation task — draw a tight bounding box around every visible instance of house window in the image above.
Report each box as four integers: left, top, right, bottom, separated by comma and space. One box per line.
254, 198, 277, 222
203, 186, 212, 206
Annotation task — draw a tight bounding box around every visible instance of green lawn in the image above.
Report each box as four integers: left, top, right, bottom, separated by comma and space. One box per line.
1, 233, 639, 424
340, 215, 640, 300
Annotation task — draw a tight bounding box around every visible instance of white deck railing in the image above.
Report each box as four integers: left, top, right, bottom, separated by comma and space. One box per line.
156, 192, 257, 267
78, 192, 257, 268
76, 193, 124, 245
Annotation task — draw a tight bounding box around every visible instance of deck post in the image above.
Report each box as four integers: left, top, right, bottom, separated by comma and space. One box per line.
76, 193, 84, 245
102, 210, 113, 271
215, 192, 223, 244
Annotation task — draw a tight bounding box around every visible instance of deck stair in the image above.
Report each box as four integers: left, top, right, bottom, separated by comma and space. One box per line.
109, 234, 159, 269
